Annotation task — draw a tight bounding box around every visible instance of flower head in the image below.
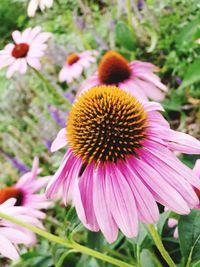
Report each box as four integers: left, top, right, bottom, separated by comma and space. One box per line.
59, 50, 98, 84
79, 51, 167, 101
0, 198, 44, 261
0, 26, 52, 78
0, 157, 50, 210
28, 0, 54, 17
0, 158, 50, 246
47, 85, 200, 243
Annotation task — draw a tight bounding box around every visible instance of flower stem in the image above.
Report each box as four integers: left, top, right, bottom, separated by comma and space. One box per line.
148, 224, 176, 267
32, 68, 71, 109
126, 0, 134, 34
0, 212, 134, 267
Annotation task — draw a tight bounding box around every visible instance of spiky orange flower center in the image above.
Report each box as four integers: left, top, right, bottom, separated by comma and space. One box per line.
67, 86, 147, 164
66, 53, 80, 65
12, 43, 29, 58
0, 187, 24, 206
98, 51, 131, 85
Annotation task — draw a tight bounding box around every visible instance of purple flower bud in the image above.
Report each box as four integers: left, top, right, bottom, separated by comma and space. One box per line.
3, 153, 29, 174
44, 139, 52, 151
176, 77, 182, 85
138, 0, 144, 10
63, 92, 75, 104
48, 105, 66, 128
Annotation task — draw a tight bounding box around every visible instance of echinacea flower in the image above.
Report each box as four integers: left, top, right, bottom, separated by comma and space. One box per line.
28, 0, 53, 17
167, 159, 200, 238
79, 50, 167, 101
0, 26, 51, 78
46, 85, 200, 243
59, 51, 98, 84
0, 157, 50, 211
0, 198, 44, 260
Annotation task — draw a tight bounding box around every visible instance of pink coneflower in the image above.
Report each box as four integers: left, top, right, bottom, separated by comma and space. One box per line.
0, 26, 51, 78
46, 85, 200, 243
0, 198, 44, 260
59, 51, 98, 84
0, 157, 50, 210
79, 51, 167, 101
28, 0, 54, 17
167, 159, 200, 238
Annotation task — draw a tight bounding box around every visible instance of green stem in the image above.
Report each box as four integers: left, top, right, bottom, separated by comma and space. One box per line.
56, 249, 78, 267
70, 19, 91, 50
126, 0, 134, 33
32, 68, 71, 108
148, 224, 176, 267
0, 212, 134, 267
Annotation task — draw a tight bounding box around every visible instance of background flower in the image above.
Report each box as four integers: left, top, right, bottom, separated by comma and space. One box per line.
79, 51, 167, 101
0, 198, 44, 260
59, 50, 98, 84
28, 0, 54, 17
0, 26, 52, 78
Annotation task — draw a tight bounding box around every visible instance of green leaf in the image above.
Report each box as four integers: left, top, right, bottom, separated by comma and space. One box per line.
115, 21, 136, 51
180, 58, 200, 89
88, 231, 105, 251
129, 223, 153, 250
140, 249, 162, 267
144, 25, 158, 53
193, 260, 200, 267
175, 18, 200, 47
157, 211, 170, 235
179, 209, 200, 265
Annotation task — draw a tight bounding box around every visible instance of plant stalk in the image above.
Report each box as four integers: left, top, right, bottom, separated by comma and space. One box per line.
0, 212, 134, 267
148, 224, 176, 267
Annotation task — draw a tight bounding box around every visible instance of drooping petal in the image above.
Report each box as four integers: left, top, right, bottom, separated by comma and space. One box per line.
93, 163, 118, 243
106, 163, 138, 237
0, 235, 19, 261
79, 162, 99, 231
128, 157, 190, 214
120, 162, 159, 224
46, 150, 74, 198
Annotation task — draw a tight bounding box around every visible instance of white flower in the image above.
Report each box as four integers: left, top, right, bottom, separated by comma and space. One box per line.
0, 26, 52, 78
28, 0, 54, 17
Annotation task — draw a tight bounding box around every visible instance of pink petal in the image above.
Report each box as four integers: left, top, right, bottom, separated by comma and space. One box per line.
142, 140, 200, 190
31, 32, 52, 46
106, 163, 138, 237
165, 129, 200, 154
21, 28, 32, 43
46, 150, 74, 198
140, 146, 199, 208
0, 235, 19, 261
193, 160, 200, 178
120, 162, 159, 224
19, 58, 27, 74
168, 218, 178, 228
135, 71, 167, 91
135, 79, 166, 101
0, 228, 29, 244
6, 59, 20, 78
93, 163, 118, 243
12, 31, 22, 44
79, 162, 99, 231
27, 57, 41, 70
51, 128, 67, 152
27, 27, 42, 43
143, 101, 164, 112
128, 157, 190, 214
